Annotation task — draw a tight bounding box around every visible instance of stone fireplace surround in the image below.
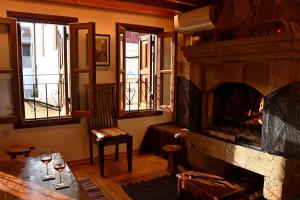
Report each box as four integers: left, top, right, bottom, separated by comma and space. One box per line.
182, 33, 300, 199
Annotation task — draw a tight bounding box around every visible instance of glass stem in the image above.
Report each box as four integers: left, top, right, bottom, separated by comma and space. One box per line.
59, 171, 62, 183
46, 163, 49, 175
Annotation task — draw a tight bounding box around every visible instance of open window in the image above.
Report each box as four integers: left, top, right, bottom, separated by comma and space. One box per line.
70, 22, 96, 118
3, 11, 96, 127
116, 23, 176, 118
0, 17, 19, 124
157, 32, 177, 111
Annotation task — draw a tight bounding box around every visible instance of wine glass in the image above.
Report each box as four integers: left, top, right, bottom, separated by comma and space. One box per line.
53, 154, 69, 190
40, 149, 55, 181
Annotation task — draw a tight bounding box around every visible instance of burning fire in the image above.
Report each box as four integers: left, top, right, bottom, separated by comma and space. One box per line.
245, 98, 264, 127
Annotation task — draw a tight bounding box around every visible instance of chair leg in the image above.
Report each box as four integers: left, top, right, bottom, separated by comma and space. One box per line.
98, 144, 105, 177
115, 144, 119, 161
89, 140, 94, 165
127, 136, 133, 172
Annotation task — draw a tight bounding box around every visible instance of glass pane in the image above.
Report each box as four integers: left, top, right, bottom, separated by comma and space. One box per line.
0, 74, 13, 116
162, 73, 171, 105
120, 72, 125, 110
78, 29, 89, 70
120, 33, 124, 71
0, 24, 11, 69
162, 37, 172, 70
21, 23, 70, 120
77, 73, 89, 111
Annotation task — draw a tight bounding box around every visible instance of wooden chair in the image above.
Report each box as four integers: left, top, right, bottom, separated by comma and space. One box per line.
88, 84, 132, 177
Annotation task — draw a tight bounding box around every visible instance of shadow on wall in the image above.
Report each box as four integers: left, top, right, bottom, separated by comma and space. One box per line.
176, 76, 202, 132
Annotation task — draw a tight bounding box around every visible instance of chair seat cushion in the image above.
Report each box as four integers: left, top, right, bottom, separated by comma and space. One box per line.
91, 127, 128, 141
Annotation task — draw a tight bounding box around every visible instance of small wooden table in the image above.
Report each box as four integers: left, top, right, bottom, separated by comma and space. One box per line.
162, 145, 183, 174
6, 144, 35, 159
0, 153, 90, 200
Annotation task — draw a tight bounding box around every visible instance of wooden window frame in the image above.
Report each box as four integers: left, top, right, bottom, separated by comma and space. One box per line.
7, 11, 80, 129
157, 31, 178, 115
116, 23, 164, 119
0, 17, 20, 124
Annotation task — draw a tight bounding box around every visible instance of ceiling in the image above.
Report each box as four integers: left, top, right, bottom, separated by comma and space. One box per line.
37, 0, 213, 18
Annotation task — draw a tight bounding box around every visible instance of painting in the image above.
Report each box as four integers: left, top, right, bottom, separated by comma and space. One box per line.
95, 34, 110, 66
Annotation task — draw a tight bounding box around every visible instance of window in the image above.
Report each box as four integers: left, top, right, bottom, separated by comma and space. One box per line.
1, 12, 96, 128
116, 23, 176, 118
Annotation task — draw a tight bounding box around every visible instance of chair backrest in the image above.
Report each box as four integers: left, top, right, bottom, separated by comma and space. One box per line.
88, 84, 118, 130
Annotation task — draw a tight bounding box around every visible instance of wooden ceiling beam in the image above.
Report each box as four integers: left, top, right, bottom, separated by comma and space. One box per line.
117, 0, 195, 12
32, 0, 177, 18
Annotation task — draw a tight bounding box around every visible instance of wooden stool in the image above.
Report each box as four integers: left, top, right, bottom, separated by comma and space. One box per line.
177, 171, 243, 200
6, 145, 35, 159
162, 144, 183, 174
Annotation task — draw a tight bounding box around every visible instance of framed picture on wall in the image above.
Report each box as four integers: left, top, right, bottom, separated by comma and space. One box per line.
95, 34, 110, 66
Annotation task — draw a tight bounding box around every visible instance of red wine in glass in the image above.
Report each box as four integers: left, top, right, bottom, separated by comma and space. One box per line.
41, 156, 52, 164
53, 155, 69, 190
41, 150, 55, 181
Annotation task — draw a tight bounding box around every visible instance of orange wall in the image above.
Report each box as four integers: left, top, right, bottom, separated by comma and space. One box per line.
0, 0, 173, 161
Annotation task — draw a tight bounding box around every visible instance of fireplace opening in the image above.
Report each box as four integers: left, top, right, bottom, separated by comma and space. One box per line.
209, 83, 264, 147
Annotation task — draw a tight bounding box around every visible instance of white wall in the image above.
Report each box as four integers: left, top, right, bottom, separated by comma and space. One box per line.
0, 0, 173, 161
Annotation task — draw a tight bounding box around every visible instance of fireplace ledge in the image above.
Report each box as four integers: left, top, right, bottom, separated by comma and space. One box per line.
183, 33, 300, 63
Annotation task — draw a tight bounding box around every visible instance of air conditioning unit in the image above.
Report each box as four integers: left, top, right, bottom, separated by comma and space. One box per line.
174, 6, 214, 33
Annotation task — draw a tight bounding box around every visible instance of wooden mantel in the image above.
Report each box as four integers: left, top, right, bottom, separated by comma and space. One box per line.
183, 33, 300, 63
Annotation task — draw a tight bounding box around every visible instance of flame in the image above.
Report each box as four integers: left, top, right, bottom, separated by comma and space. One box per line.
259, 98, 264, 113
258, 119, 263, 125
247, 110, 251, 116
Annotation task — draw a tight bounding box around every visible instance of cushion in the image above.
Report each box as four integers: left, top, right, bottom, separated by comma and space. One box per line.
91, 127, 128, 141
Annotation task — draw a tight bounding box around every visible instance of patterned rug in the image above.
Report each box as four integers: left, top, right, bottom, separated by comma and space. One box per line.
123, 175, 197, 200
78, 178, 107, 200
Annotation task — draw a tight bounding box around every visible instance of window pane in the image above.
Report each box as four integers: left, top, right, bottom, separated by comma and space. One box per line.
162, 37, 172, 70
77, 73, 89, 111
0, 24, 11, 69
120, 33, 124, 71
0, 74, 13, 117
162, 73, 171, 105
78, 29, 89, 70
21, 22, 70, 120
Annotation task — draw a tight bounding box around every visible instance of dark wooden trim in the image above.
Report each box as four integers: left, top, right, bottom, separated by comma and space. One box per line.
7, 11, 78, 24
116, 23, 164, 34
116, 24, 126, 117
118, 110, 163, 119
63, 26, 69, 115
117, 0, 193, 12
14, 117, 80, 129
31, 0, 175, 19
17, 23, 26, 121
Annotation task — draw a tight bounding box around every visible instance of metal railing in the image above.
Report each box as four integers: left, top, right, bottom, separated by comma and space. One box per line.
125, 78, 155, 112
23, 74, 70, 119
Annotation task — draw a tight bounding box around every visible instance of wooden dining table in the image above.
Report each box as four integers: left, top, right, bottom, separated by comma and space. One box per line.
0, 153, 90, 200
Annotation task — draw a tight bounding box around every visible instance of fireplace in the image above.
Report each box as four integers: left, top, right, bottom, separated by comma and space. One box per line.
181, 33, 300, 199
209, 82, 264, 147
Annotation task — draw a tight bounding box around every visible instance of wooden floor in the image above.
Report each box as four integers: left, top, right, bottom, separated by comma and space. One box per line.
71, 154, 180, 200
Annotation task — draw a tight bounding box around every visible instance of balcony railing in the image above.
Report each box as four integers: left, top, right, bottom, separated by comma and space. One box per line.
23, 74, 70, 119
125, 77, 156, 112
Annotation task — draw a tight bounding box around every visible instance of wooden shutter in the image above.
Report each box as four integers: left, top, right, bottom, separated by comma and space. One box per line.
70, 22, 95, 118
116, 24, 126, 116
157, 32, 177, 110
0, 17, 20, 124
138, 34, 154, 109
